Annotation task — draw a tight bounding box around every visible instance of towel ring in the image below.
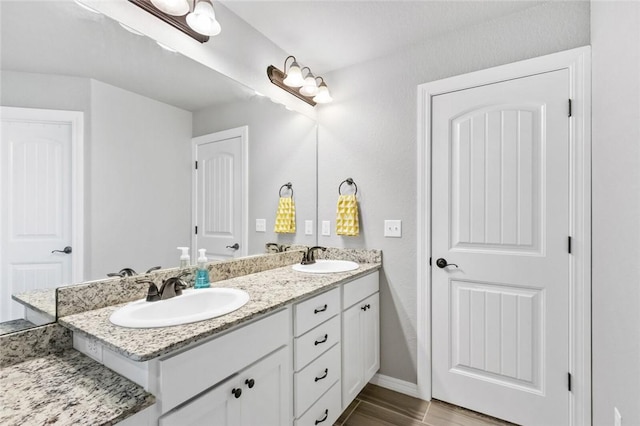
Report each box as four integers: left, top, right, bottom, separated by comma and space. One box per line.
338, 178, 358, 195
279, 182, 293, 197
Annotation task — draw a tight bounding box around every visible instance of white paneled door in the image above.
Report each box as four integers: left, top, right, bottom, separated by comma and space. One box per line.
193, 127, 247, 260
431, 70, 570, 425
0, 107, 83, 322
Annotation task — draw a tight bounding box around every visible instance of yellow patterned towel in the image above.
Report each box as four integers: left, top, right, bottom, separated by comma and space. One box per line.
274, 196, 296, 233
336, 194, 359, 236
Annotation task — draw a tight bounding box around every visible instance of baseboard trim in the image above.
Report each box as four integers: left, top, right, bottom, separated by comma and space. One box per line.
369, 373, 422, 399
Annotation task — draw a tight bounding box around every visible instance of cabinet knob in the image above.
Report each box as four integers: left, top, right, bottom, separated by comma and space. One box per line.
315, 409, 329, 425
245, 378, 255, 389
231, 388, 242, 398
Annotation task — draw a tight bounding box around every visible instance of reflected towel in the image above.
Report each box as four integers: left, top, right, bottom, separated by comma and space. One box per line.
274, 196, 296, 233
336, 194, 359, 236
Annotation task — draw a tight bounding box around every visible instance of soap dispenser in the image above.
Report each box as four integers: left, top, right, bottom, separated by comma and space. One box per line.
195, 249, 210, 289
177, 247, 190, 268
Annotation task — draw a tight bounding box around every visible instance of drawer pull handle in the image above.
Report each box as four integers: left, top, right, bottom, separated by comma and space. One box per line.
315, 409, 329, 425
314, 334, 329, 346
314, 368, 329, 382
314, 304, 328, 314
232, 388, 242, 398
245, 378, 255, 388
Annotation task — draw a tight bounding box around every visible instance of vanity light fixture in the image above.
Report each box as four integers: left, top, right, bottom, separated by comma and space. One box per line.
267, 56, 332, 106
129, 0, 221, 43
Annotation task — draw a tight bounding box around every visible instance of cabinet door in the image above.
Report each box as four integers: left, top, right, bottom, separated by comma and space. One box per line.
159, 375, 239, 426
342, 301, 364, 408
362, 292, 380, 383
240, 347, 290, 426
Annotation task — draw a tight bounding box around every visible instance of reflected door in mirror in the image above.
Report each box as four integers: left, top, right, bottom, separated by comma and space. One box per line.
193, 127, 247, 260
0, 107, 79, 322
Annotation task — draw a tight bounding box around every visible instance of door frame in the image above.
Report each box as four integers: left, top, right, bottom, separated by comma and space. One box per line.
416, 46, 591, 425
191, 126, 249, 259
0, 106, 85, 284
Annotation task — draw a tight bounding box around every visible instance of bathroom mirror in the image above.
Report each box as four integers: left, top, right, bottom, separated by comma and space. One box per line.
0, 0, 317, 334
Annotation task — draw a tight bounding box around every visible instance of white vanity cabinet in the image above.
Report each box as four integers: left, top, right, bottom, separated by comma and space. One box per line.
159, 346, 289, 426
341, 272, 380, 408
293, 287, 343, 426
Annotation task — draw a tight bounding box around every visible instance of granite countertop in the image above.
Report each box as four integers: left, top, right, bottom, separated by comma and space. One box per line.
0, 349, 155, 426
12, 287, 57, 320
59, 262, 380, 362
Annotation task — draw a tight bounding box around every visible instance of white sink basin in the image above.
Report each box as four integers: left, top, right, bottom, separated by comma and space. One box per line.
109, 288, 249, 328
292, 259, 359, 274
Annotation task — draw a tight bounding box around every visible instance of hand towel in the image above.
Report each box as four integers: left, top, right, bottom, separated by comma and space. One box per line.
336, 194, 359, 236
274, 196, 296, 233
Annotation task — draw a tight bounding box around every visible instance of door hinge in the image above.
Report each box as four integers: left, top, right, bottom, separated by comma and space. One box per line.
568, 372, 572, 392
429, 257, 432, 266
568, 99, 572, 117
195, 160, 198, 170
195, 226, 198, 235
568, 236, 572, 254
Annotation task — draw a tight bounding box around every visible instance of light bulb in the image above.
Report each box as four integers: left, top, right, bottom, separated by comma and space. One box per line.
150, 0, 189, 16
313, 83, 333, 103
299, 71, 318, 97
186, 0, 222, 36
283, 62, 304, 87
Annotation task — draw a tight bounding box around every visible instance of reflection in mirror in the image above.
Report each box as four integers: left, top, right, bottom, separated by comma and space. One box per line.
0, 0, 317, 335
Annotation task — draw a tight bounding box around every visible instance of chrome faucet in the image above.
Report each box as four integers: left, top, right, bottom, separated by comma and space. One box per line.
141, 274, 187, 302
301, 246, 327, 265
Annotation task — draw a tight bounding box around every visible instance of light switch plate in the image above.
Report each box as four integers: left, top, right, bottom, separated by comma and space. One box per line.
384, 220, 402, 237
256, 219, 266, 232
322, 220, 331, 236
305, 220, 313, 235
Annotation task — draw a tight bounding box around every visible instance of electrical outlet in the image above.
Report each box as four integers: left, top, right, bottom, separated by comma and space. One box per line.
86, 338, 103, 362
384, 220, 402, 237
305, 220, 313, 235
255, 219, 266, 232
615, 407, 622, 426
322, 220, 331, 236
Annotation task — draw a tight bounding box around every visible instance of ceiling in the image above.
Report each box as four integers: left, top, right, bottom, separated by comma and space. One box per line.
0, 1, 252, 111
221, 0, 548, 75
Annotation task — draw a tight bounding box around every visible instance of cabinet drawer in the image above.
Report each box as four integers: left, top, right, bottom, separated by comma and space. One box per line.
295, 314, 340, 371
294, 343, 341, 417
295, 381, 341, 426
294, 287, 340, 337
159, 308, 290, 413
343, 272, 379, 309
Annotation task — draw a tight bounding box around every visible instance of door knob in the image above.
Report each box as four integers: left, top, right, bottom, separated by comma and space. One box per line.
436, 258, 458, 269
226, 243, 240, 250
52, 246, 72, 254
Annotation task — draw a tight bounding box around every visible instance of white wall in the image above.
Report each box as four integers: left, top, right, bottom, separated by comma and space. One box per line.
89, 80, 192, 278
591, 2, 640, 425
193, 97, 317, 254
317, 1, 590, 384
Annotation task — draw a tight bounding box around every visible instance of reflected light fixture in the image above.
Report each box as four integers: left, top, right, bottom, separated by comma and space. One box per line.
267, 56, 332, 106
129, 0, 221, 42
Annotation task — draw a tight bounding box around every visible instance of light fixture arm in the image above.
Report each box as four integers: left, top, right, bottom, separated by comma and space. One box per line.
284, 55, 297, 72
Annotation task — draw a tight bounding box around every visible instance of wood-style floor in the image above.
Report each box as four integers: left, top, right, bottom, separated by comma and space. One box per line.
334, 384, 516, 426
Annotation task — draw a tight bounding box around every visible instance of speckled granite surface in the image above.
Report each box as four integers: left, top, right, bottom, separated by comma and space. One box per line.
11, 287, 56, 320
0, 324, 72, 368
60, 262, 380, 361
0, 349, 154, 426
56, 250, 305, 317
0, 319, 35, 335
